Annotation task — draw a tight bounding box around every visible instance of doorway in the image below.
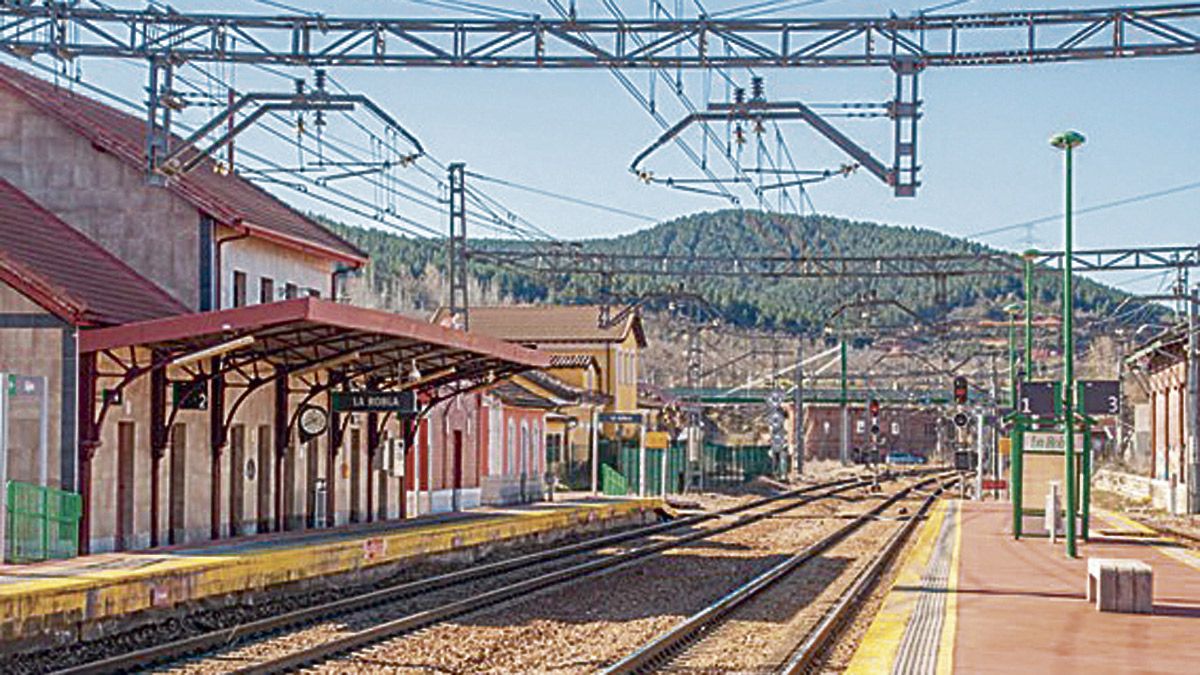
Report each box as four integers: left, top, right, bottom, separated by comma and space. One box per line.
228, 425, 245, 537
116, 421, 135, 551
256, 425, 271, 533
169, 423, 187, 545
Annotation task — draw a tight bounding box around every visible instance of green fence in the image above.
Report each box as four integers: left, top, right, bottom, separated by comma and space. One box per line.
593, 440, 776, 496
699, 443, 774, 488
5, 481, 81, 563
600, 463, 628, 496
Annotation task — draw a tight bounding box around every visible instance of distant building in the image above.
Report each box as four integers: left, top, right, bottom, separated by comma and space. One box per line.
432, 305, 646, 466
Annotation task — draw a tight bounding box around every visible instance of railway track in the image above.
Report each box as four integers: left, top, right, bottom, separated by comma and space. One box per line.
57, 472, 930, 674
604, 473, 956, 674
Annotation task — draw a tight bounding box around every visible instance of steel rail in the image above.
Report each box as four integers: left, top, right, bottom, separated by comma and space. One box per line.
778, 476, 956, 674
214, 474, 930, 675
56, 474, 897, 675
602, 472, 953, 674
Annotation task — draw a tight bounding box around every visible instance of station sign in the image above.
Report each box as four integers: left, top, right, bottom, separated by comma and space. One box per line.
1024, 431, 1085, 453
598, 412, 643, 425
172, 380, 208, 410
645, 431, 670, 449
331, 390, 416, 414
1079, 380, 1120, 416
1017, 381, 1057, 419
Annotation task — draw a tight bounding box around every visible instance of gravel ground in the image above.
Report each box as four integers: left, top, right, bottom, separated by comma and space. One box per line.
1092, 489, 1200, 546
11, 523, 654, 675
662, 493, 925, 673
158, 485, 849, 673
304, 484, 894, 674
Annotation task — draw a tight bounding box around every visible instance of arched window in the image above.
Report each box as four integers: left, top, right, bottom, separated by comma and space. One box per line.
532, 421, 541, 472
507, 419, 516, 475
520, 421, 530, 476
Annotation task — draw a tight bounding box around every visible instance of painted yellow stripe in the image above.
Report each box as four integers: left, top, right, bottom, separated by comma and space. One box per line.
935, 501, 962, 675
844, 500, 948, 675
1095, 507, 1200, 571
0, 498, 659, 637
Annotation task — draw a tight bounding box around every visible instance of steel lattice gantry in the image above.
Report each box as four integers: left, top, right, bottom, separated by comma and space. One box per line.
1, 3, 1198, 67
467, 244, 1200, 280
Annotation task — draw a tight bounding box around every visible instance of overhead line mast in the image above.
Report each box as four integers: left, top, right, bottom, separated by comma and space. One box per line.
2, 4, 1197, 67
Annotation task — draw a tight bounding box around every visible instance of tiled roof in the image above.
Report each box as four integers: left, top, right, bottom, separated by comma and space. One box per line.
0, 178, 188, 325
431, 305, 646, 347
0, 64, 366, 265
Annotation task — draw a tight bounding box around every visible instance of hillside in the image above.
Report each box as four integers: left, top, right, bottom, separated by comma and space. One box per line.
324, 209, 1147, 332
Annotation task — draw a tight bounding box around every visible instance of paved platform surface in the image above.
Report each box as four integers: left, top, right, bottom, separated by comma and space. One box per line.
0, 496, 660, 647
847, 500, 1200, 674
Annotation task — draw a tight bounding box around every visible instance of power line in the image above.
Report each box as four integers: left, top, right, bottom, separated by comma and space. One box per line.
968, 179, 1200, 240
464, 171, 657, 223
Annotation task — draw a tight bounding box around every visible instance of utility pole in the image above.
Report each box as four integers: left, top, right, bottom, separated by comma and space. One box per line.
1189, 286, 1199, 513
447, 162, 469, 329
793, 339, 805, 478
840, 337, 850, 465
685, 325, 703, 491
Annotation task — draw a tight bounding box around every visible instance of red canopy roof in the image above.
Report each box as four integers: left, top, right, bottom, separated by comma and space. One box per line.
0, 177, 187, 325
80, 298, 552, 390
0, 63, 366, 266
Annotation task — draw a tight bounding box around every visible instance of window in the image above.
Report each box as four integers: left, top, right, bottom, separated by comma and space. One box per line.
285, 282, 299, 299
232, 270, 248, 308
507, 419, 516, 475
259, 277, 275, 304
488, 406, 502, 476
531, 422, 541, 472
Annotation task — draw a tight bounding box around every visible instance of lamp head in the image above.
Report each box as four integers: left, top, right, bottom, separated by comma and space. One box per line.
1050, 130, 1086, 150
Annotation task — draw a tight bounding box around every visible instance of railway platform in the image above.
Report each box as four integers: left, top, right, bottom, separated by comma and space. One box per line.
847, 500, 1200, 674
0, 495, 661, 652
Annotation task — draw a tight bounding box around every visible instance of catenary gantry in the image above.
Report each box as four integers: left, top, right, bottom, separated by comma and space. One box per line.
0, 3, 1197, 67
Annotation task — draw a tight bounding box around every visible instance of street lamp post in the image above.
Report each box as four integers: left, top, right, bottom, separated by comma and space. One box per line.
1051, 129, 1085, 558
1004, 302, 1022, 408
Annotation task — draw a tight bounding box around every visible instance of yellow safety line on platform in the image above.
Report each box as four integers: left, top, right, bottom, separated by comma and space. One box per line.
1095, 508, 1200, 571
844, 500, 948, 675
0, 499, 659, 636
934, 500, 962, 675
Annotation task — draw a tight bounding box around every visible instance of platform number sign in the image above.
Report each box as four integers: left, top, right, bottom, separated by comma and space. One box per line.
1080, 380, 1120, 416
1017, 381, 1056, 419
953, 376, 968, 404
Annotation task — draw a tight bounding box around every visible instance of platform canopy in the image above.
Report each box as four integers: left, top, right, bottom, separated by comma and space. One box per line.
79, 297, 552, 395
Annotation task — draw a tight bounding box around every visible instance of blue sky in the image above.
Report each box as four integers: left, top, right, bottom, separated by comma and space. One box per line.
26, 1, 1200, 293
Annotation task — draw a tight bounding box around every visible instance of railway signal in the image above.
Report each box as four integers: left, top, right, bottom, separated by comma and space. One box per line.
953, 376, 968, 404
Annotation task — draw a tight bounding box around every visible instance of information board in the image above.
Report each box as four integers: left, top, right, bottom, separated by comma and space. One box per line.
1017, 381, 1056, 419
1079, 380, 1120, 416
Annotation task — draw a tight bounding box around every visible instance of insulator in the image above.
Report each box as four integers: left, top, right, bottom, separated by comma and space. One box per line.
734, 87, 745, 104
751, 76, 764, 100
314, 68, 327, 93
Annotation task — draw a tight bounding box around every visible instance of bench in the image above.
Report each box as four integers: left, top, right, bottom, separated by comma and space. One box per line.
1086, 558, 1153, 614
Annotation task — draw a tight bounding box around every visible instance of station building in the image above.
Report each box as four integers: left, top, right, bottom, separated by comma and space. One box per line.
1130, 325, 1198, 512
0, 63, 550, 558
